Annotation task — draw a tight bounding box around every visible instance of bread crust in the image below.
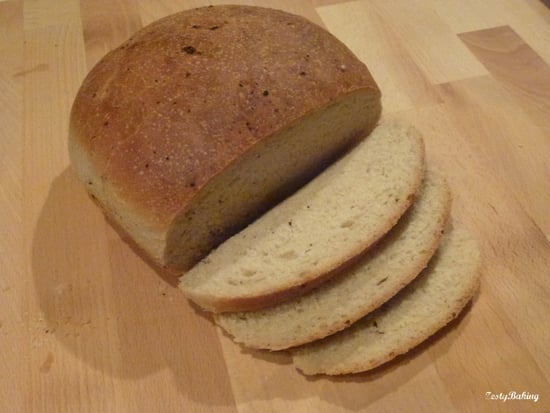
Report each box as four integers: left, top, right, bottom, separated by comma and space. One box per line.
69, 5, 380, 271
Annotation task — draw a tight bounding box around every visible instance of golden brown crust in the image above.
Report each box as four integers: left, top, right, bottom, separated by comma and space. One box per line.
69, 5, 380, 230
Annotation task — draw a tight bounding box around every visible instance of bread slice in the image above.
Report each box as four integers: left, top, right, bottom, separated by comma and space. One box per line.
215, 167, 451, 349
179, 120, 425, 312
68, 5, 381, 274
292, 226, 482, 375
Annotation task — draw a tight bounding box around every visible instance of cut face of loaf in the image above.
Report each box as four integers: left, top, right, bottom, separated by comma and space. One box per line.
179, 120, 426, 312
68, 5, 381, 274
165, 91, 380, 272
215, 167, 451, 350
292, 226, 482, 375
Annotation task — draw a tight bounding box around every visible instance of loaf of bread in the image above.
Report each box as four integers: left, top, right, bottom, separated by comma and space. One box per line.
179, 120, 425, 312
68, 5, 381, 274
69, 4, 482, 378
292, 226, 482, 375
215, 167, 451, 349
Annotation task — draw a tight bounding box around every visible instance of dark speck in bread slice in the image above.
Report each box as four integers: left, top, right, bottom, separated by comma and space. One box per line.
292, 226, 482, 375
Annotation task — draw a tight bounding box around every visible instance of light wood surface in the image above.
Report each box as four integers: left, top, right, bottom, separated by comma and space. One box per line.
1, 0, 549, 411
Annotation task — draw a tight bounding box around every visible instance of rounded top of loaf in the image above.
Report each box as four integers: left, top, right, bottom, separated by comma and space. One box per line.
69, 5, 380, 229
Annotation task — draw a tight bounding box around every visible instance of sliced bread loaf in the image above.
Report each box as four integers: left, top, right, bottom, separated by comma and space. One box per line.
215, 167, 451, 349
179, 120, 425, 312
292, 226, 482, 375
69, 5, 381, 274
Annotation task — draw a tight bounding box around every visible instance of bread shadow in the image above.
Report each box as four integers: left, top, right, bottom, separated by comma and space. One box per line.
308, 298, 474, 382
102, 212, 180, 288
296, 298, 476, 410
33, 168, 479, 410
205, 292, 476, 410
30, 168, 237, 407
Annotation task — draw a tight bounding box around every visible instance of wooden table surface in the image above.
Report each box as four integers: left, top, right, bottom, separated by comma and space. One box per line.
2, 0, 549, 411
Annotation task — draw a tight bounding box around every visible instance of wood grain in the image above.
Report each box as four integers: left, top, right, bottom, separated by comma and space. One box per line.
361, 0, 488, 84
317, 1, 442, 113
460, 25, 550, 136
0, 2, 24, 412
2, 0, 550, 412
80, 0, 142, 69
